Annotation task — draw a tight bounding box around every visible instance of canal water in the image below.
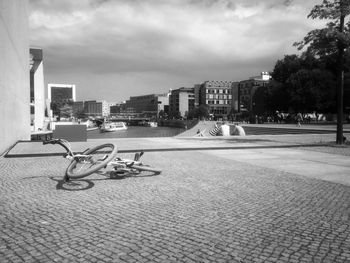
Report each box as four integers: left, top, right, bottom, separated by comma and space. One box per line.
87, 126, 186, 139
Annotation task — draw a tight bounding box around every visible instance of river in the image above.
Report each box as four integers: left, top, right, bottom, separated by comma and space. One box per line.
87, 126, 186, 139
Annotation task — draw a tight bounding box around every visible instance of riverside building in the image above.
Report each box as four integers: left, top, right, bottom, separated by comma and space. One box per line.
124, 93, 170, 119
48, 83, 76, 104
237, 72, 271, 114
199, 81, 234, 120
169, 87, 195, 119
72, 100, 110, 118
48, 83, 76, 118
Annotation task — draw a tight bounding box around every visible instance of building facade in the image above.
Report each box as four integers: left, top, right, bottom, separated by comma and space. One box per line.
48, 83, 76, 104
231, 82, 240, 112
30, 48, 45, 131
193, 84, 201, 107
169, 88, 195, 118
199, 81, 234, 119
48, 83, 76, 118
0, 0, 30, 154
72, 100, 110, 118
238, 72, 271, 114
72, 101, 84, 117
124, 93, 169, 118
125, 94, 158, 115
110, 104, 122, 116
84, 101, 102, 117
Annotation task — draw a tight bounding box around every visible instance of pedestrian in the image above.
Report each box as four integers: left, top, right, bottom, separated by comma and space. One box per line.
296, 112, 303, 127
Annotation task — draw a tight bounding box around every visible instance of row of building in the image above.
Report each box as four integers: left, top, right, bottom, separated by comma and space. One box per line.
1, 1, 272, 154
44, 72, 271, 122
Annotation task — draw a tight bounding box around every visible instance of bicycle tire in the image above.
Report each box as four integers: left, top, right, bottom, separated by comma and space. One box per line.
66, 143, 118, 179
132, 165, 161, 174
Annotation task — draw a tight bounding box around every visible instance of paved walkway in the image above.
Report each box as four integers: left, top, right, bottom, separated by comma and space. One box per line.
1, 134, 350, 262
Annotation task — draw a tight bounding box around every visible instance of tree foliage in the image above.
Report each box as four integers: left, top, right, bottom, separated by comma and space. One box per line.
294, 0, 350, 58
59, 103, 73, 119
74, 109, 87, 119
286, 69, 336, 112
294, 0, 350, 143
266, 54, 337, 113
186, 104, 209, 120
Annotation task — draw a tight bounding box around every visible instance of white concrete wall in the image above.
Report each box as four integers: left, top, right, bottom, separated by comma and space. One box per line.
0, 0, 30, 154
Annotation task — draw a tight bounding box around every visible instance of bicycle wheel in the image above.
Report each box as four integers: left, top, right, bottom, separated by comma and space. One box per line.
132, 165, 161, 174
66, 143, 118, 179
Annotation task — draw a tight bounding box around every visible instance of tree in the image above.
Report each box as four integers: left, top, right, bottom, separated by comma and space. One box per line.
196, 104, 210, 119
59, 103, 73, 119
267, 51, 341, 115
74, 109, 87, 120
286, 69, 336, 112
272, 55, 302, 83
265, 80, 291, 113
294, 0, 350, 144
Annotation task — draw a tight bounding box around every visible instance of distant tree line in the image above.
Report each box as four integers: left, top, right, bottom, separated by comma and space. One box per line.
260, 0, 350, 120
260, 52, 350, 114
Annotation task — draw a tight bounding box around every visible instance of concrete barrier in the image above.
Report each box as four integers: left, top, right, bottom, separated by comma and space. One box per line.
53, 125, 87, 142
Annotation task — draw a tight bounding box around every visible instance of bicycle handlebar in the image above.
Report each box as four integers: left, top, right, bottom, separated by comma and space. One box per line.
42, 139, 72, 154
43, 139, 60, 145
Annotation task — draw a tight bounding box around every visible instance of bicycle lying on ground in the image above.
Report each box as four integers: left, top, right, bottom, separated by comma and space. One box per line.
43, 139, 161, 181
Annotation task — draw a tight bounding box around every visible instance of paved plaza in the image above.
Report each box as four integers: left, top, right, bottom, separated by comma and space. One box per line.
1, 133, 350, 262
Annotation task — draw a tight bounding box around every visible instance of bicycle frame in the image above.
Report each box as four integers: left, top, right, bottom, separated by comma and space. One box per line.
108, 157, 142, 169
43, 139, 160, 180
44, 138, 91, 161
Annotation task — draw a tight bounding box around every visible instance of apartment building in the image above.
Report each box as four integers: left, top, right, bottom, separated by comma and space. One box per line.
199, 80, 234, 120
169, 87, 195, 118
238, 72, 271, 114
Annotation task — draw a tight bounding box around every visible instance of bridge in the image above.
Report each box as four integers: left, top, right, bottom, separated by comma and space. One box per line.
95, 117, 153, 126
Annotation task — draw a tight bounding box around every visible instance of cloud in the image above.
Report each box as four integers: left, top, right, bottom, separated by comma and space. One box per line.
29, 0, 322, 101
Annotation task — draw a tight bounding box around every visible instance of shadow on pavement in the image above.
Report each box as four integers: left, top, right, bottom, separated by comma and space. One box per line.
48, 170, 159, 191
50, 176, 95, 191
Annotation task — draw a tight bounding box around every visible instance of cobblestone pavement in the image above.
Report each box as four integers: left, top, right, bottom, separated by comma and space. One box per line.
1, 149, 350, 262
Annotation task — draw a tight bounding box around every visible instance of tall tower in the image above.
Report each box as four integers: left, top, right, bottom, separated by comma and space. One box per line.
47, 84, 76, 118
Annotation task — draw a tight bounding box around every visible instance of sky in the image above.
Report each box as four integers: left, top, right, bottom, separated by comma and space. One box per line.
29, 0, 324, 102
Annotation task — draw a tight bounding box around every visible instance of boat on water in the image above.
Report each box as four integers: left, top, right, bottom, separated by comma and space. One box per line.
87, 126, 99, 131
138, 121, 158, 127
100, 122, 127, 132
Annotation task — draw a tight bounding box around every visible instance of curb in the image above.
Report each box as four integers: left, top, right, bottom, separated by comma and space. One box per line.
4, 143, 330, 158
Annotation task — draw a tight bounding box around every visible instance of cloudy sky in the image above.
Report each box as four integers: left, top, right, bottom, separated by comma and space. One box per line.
29, 0, 324, 102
